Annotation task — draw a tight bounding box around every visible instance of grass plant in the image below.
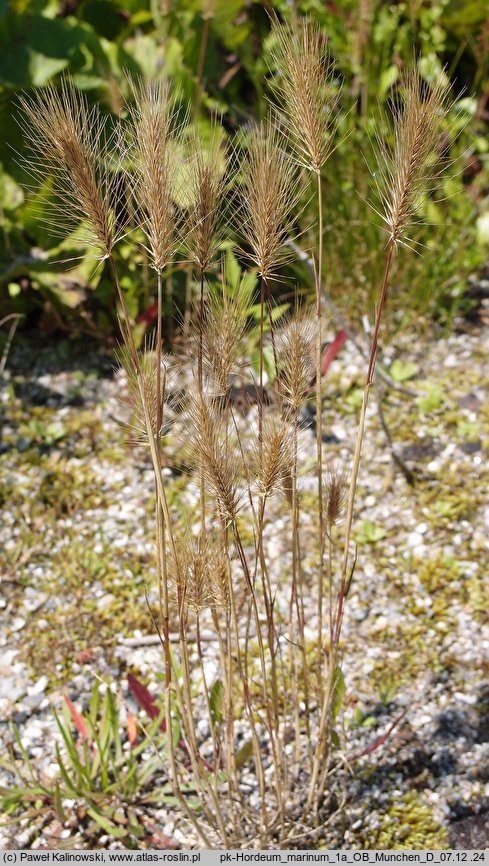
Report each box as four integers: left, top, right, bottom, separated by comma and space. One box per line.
12, 20, 458, 846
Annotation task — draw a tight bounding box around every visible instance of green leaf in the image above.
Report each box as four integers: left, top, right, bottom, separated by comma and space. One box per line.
356, 519, 386, 544
209, 679, 224, 727
54, 783, 66, 821
331, 729, 340, 749
331, 666, 345, 722
390, 359, 418, 383
235, 740, 253, 769
417, 385, 445, 414
433, 499, 458, 518
379, 64, 399, 97
86, 807, 129, 839
55, 744, 81, 795
225, 249, 241, 289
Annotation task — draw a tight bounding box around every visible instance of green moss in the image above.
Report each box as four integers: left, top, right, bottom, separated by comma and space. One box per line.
364, 791, 448, 850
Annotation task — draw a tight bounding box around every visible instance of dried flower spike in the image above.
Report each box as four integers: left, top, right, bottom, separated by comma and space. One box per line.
186, 395, 240, 521
201, 269, 254, 393
376, 66, 454, 249
115, 338, 168, 445
240, 121, 302, 279
324, 460, 348, 528
18, 80, 118, 256
276, 312, 317, 412
184, 124, 228, 273
170, 533, 229, 614
270, 19, 339, 173
128, 77, 183, 273
252, 414, 292, 498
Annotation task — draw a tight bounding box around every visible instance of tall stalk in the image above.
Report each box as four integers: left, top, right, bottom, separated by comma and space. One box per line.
315, 170, 325, 695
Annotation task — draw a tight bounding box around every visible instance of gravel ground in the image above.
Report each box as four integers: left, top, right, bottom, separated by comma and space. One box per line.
0, 315, 488, 850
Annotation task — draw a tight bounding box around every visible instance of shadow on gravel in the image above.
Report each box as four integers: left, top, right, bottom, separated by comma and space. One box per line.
449, 798, 489, 849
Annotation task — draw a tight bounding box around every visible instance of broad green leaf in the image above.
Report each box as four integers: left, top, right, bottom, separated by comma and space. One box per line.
225, 249, 241, 289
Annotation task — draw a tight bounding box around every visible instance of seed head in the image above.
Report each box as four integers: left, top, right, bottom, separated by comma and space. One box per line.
170, 533, 228, 614
115, 337, 169, 445
185, 395, 240, 522
375, 66, 454, 249
251, 414, 292, 498
324, 460, 348, 528
183, 124, 228, 273
276, 311, 317, 412
240, 121, 302, 278
201, 268, 255, 393
270, 19, 340, 174
18, 79, 119, 255
127, 77, 183, 272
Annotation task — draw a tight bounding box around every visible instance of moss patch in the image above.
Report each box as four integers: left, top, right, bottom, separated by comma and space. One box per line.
364, 791, 448, 849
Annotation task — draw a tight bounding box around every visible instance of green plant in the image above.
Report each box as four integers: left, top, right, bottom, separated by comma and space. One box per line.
13, 17, 464, 849
0, 684, 177, 846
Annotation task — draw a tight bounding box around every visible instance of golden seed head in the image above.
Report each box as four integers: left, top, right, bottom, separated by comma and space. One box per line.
270, 19, 340, 173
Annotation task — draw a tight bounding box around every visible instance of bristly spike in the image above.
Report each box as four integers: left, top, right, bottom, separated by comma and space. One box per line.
182, 121, 229, 274
184, 394, 240, 522
251, 414, 292, 499
169, 532, 231, 614
18, 79, 121, 256
200, 264, 255, 393
276, 310, 318, 413
126, 77, 185, 273
373, 62, 455, 249
114, 336, 170, 446
239, 120, 302, 279
269, 18, 340, 174
324, 459, 348, 528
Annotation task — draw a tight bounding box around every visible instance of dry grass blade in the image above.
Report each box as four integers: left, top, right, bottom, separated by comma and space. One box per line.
269, 18, 340, 173
374, 66, 454, 248
18, 80, 119, 255
240, 121, 302, 278
127, 77, 183, 272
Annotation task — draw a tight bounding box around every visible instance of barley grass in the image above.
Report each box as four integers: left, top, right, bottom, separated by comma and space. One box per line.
19, 39, 456, 845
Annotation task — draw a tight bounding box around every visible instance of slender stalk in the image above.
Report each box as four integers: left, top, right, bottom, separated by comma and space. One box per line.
265, 277, 278, 378
193, 16, 210, 117
289, 408, 302, 766
256, 496, 286, 828
258, 274, 265, 446
197, 267, 207, 551
307, 243, 394, 813
109, 255, 139, 370
337, 245, 394, 613
291, 408, 312, 757
198, 268, 205, 393
315, 171, 325, 695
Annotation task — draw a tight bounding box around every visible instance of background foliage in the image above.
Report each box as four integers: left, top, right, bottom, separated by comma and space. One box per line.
1, 0, 488, 341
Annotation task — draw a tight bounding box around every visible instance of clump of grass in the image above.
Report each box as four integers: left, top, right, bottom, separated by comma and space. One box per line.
0, 684, 174, 846
17, 34, 457, 846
